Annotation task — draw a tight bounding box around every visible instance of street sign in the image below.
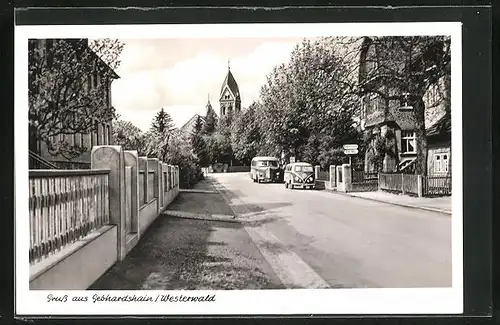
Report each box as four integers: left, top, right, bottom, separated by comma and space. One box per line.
343, 144, 359, 150
343, 149, 359, 155
290, 157, 296, 163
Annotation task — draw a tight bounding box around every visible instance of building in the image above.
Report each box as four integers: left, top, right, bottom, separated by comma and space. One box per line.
358, 36, 451, 176
180, 113, 206, 136
219, 63, 241, 117
29, 39, 119, 169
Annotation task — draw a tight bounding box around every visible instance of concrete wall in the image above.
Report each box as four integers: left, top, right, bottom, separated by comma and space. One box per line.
30, 225, 117, 290
29, 145, 180, 290
139, 199, 159, 234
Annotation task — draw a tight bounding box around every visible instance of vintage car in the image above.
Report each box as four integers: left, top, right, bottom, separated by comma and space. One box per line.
284, 162, 315, 190
250, 156, 282, 183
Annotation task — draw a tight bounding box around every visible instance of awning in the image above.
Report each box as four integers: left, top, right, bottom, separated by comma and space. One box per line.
398, 157, 417, 172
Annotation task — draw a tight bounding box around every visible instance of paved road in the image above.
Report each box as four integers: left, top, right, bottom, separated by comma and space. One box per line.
210, 172, 452, 288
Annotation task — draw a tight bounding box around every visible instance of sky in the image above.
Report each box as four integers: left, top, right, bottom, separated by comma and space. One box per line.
111, 37, 309, 131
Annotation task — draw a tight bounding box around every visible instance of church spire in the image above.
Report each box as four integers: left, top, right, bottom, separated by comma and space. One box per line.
206, 94, 212, 110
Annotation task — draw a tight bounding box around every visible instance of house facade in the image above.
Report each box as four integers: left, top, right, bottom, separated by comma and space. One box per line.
358, 36, 451, 177
29, 39, 119, 169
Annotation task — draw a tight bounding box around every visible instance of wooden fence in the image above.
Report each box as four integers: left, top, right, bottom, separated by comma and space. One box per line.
29, 169, 110, 263
379, 173, 451, 196
424, 176, 452, 196
379, 173, 420, 196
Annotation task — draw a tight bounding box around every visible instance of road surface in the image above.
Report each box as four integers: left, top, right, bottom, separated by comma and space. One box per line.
210, 172, 452, 288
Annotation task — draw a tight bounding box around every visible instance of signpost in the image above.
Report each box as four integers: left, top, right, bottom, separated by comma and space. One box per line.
343, 144, 359, 166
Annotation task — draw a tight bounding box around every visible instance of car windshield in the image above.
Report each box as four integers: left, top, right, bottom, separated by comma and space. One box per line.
294, 165, 313, 172
257, 160, 278, 167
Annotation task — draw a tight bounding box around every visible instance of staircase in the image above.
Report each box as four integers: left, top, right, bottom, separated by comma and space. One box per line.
29, 150, 60, 169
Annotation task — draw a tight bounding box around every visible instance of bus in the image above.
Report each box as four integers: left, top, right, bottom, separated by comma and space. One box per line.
284, 162, 315, 190
250, 156, 281, 183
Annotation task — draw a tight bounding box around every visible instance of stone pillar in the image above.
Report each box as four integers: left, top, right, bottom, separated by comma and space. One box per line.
329, 165, 336, 189
91, 145, 127, 261
124, 151, 139, 235
342, 164, 352, 192
336, 164, 352, 192
314, 165, 321, 179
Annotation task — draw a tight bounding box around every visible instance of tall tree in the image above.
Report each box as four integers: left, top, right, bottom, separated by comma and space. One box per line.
259, 38, 360, 162
190, 116, 209, 166
231, 102, 262, 165
202, 105, 218, 135
147, 108, 175, 161
29, 38, 124, 159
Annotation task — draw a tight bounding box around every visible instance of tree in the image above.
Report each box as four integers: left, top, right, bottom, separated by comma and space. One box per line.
258, 38, 361, 163
29, 38, 124, 159
146, 108, 175, 161
202, 105, 218, 135
190, 116, 209, 166
112, 117, 147, 156
231, 102, 262, 165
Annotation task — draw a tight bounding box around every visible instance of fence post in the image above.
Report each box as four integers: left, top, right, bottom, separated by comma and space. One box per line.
124, 150, 139, 236
138, 157, 148, 205
377, 172, 381, 191
147, 158, 160, 214
314, 165, 320, 180
158, 161, 164, 210
343, 163, 352, 192
401, 173, 405, 195
329, 165, 336, 190
91, 145, 127, 261
417, 175, 423, 197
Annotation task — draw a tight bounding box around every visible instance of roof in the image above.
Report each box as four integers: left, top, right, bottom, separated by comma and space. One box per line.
252, 156, 278, 161
426, 114, 451, 137
220, 69, 241, 101
180, 114, 205, 134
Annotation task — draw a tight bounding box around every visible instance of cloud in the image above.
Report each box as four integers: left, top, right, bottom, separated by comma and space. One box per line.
112, 38, 304, 130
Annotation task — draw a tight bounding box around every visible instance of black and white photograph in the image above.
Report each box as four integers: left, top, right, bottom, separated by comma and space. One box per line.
15, 21, 463, 315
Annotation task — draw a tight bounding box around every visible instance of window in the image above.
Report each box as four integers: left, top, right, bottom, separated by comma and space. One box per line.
400, 92, 413, 110
434, 153, 449, 173
257, 161, 278, 167
401, 131, 416, 153
294, 165, 314, 172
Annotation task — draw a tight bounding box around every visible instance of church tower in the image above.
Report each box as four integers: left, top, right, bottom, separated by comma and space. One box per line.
219, 61, 241, 117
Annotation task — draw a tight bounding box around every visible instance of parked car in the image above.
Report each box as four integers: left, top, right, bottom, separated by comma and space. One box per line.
250, 156, 282, 183
284, 162, 315, 190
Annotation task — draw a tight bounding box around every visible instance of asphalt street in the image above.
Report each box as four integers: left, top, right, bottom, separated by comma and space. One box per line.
210, 172, 452, 289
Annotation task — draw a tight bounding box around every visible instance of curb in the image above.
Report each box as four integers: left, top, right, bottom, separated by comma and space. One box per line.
164, 210, 239, 223
325, 190, 452, 216
179, 189, 219, 194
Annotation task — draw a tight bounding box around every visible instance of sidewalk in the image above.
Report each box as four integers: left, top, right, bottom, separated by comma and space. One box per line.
90, 179, 284, 290
332, 190, 452, 215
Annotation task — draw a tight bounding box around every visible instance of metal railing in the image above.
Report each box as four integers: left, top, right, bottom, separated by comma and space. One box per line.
29, 169, 110, 263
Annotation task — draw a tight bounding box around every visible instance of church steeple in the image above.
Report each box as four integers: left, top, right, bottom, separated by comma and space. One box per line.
219, 62, 241, 117
206, 94, 212, 109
